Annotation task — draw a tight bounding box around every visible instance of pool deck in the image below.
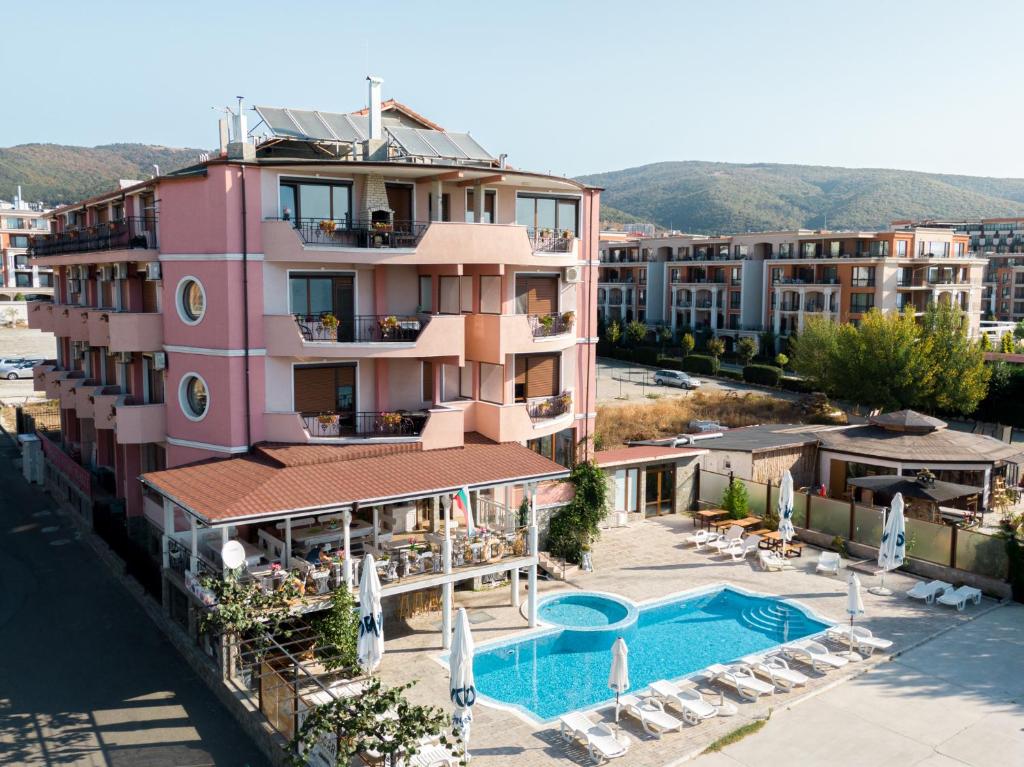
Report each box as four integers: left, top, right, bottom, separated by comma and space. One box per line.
378, 514, 1016, 766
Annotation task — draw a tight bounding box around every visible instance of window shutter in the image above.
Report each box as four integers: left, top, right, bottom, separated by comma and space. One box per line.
526, 355, 558, 398
142, 279, 159, 313
526, 277, 557, 315
294, 367, 337, 412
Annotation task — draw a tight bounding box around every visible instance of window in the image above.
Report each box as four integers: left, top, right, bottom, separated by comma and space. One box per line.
38, 272, 54, 287
15, 273, 31, 287
778, 243, 792, 258
896, 239, 908, 256
821, 266, 838, 284
771, 267, 783, 284
729, 291, 741, 309
802, 242, 818, 258
734, 245, 748, 258
279, 180, 351, 224
829, 241, 841, 257
428, 193, 451, 222
527, 428, 576, 468
14, 255, 29, 268
10, 235, 29, 248
460, 276, 473, 313
515, 275, 558, 315
868, 241, 889, 256
478, 275, 501, 314
479, 363, 504, 404
465, 188, 496, 223
955, 242, 965, 257
460, 363, 473, 398
730, 267, 741, 284
176, 277, 206, 324
850, 293, 874, 313
514, 354, 560, 402
439, 276, 460, 314
851, 266, 875, 287
919, 240, 949, 257
179, 374, 209, 420
515, 194, 578, 236
422, 361, 434, 403
418, 276, 433, 312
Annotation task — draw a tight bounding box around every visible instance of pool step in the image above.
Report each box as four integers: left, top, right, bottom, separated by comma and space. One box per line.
739, 604, 813, 638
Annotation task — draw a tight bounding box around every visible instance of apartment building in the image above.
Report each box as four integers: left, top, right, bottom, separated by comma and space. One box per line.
27, 78, 599, 635
0, 189, 53, 299
599, 226, 983, 350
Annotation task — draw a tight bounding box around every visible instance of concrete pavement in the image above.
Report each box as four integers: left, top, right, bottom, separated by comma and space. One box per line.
0, 436, 269, 767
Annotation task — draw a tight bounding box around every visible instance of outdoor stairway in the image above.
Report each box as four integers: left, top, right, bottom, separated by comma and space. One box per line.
537, 551, 580, 581
738, 602, 816, 640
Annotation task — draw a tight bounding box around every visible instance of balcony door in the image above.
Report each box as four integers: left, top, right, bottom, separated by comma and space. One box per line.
294, 364, 356, 431
386, 183, 413, 225
515, 275, 558, 315
290, 273, 354, 340
514, 353, 559, 402
644, 463, 675, 517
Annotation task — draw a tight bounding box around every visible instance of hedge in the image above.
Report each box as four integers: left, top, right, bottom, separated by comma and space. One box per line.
742, 364, 782, 386
780, 376, 813, 394
656, 356, 684, 371
682, 355, 720, 375
719, 369, 743, 382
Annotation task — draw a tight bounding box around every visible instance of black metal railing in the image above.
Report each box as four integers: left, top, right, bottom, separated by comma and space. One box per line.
530, 231, 574, 253
293, 312, 429, 343
300, 410, 428, 438
526, 392, 572, 422
29, 217, 157, 257
528, 313, 574, 338
279, 217, 430, 249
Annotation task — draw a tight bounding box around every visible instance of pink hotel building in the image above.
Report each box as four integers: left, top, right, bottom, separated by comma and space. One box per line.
28, 80, 600, 634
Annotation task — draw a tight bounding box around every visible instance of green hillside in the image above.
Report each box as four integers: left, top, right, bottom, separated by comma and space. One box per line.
579, 161, 1024, 233
0, 143, 207, 205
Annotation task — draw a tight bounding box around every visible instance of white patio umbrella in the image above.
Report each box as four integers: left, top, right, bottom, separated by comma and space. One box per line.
357, 553, 384, 672
777, 470, 795, 561
870, 492, 907, 596
608, 637, 630, 722
449, 607, 476, 757
840, 572, 865, 660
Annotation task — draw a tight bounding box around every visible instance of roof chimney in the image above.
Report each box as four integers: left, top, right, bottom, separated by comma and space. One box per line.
367, 75, 383, 140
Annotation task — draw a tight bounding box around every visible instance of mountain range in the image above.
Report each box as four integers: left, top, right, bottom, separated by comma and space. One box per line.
578, 161, 1024, 233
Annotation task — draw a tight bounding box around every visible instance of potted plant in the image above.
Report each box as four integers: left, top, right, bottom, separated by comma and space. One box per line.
538, 314, 555, 333
379, 411, 403, 432
319, 219, 336, 235
378, 315, 400, 337
561, 310, 575, 330
561, 229, 573, 240
539, 228, 552, 239
557, 391, 572, 412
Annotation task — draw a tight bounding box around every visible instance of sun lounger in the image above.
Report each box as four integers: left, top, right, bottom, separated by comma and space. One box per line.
406, 738, 460, 767
815, 551, 841, 575
825, 625, 894, 656
704, 663, 775, 701
936, 585, 983, 611
783, 639, 849, 672
616, 694, 683, 738
684, 529, 720, 550
758, 549, 787, 571
708, 525, 744, 554
730, 535, 763, 562
648, 679, 717, 724
559, 711, 630, 764
906, 579, 952, 604
740, 653, 809, 691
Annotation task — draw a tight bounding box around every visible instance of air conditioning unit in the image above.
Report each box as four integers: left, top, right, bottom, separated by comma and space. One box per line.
146, 262, 162, 281
564, 266, 582, 283
99, 265, 112, 281
113, 262, 128, 279
117, 351, 133, 364
152, 352, 166, 370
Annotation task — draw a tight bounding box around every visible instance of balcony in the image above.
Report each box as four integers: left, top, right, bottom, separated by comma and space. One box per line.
73, 379, 100, 419
525, 392, 572, 422
92, 386, 122, 430
51, 305, 90, 341
57, 371, 86, 409
26, 300, 54, 332
300, 410, 428, 439
530, 232, 574, 254
464, 313, 575, 363
115, 397, 166, 444
29, 217, 157, 258
285, 218, 429, 249
265, 313, 463, 361
100, 311, 163, 352
472, 392, 574, 443
263, 405, 462, 448
32, 361, 57, 393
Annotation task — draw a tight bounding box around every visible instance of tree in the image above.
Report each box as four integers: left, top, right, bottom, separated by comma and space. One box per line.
1014, 320, 1024, 341
289, 679, 456, 767
721, 479, 750, 520
706, 337, 725, 360
736, 337, 757, 366
774, 353, 789, 369
625, 320, 648, 347
979, 332, 992, 352
919, 303, 991, 415
547, 460, 610, 564
313, 583, 360, 674
658, 325, 672, 347
790, 316, 842, 392
680, 332, 695, 358
759, 330, 777, 358
1001, 332, 1016, 354
605, 320, 622, 346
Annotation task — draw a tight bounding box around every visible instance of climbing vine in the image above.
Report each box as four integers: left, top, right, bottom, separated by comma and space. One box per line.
547, 460, 610, 564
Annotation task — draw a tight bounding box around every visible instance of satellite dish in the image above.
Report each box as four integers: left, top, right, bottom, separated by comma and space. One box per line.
221, 540, 245, 570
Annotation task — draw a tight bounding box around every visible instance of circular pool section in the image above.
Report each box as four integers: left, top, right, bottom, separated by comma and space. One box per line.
538, 592, 637, 632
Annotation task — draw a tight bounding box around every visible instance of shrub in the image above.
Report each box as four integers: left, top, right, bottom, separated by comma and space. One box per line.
719, 369, 743, 382
736, 337, 757, 366
779, 376, 812, 393
680, 332, 695, 358
625, 320, 648, 347
682, 354, 719, 375
547, 461, 610, 564
13, 292, 25, 301
633, 346, 660, 366
743, 364, 783, 387
721, 479, 750, 520
656, 356, 684, 371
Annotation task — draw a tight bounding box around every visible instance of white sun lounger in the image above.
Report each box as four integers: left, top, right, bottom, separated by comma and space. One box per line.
936, 585, 983, 611
616, 694, 683, 738
559, 711, 630, 764
758, 549, 787, 571
783, 639, 849, 672
825, 625, 894, 656
740, 653, 810, 691
684, 529, 720, 550
648, 679, 717, 724
708, 525, 744, 554
704, 663, 775, 701
906, 579, 953, 604
729, 535, 763, 562
406, 739, 460, 767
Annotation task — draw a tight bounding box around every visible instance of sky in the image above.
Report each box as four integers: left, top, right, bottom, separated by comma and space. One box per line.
4, 0, 1024, 179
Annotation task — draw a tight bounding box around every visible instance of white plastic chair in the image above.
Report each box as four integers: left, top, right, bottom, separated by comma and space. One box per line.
815, 551, 841, 575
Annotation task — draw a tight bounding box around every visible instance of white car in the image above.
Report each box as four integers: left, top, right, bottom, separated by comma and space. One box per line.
653, 369, 701, 389
0, 360, 39, 380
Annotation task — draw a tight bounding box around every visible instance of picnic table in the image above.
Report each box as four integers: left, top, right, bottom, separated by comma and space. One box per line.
758, 530, 804, 557
711, 516, 762, 531
694, 509, 729, 530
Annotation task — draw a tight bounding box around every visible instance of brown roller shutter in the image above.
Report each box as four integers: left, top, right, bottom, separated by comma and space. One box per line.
294, 367, 337, 413
527, 277, 557, 315
142, 279, 159, 313
526, 354, 558, 398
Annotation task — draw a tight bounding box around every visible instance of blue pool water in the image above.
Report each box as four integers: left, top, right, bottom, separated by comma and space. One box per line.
473, 587, 829, 721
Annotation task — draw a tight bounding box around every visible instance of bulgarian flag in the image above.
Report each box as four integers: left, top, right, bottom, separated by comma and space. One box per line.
453, 487, 475, 537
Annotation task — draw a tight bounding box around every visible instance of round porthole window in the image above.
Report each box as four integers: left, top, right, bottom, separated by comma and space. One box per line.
176, 277, 206, 324
179, 373, 209, 421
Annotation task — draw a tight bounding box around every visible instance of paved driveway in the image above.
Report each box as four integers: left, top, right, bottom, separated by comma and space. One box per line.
693, 604, 1024, 767
0, 437, 269, 767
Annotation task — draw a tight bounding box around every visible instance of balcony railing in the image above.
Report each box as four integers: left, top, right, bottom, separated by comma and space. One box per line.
525, 392, 572, 422
281, 217, 429, 249
530, 231, 574, 253
528, 313, 574, 338
300, 410, 428, 438
294, 313, 429, 343
29, 217, 157, 257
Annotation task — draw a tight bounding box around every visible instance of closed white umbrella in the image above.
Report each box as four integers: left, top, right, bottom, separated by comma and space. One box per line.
357, 553, 384, 672
870, 492, 907, 596
777, 470, 795, 561
608, 637, 630, 722
840, 572, 866, 660
450, 607, 476, 757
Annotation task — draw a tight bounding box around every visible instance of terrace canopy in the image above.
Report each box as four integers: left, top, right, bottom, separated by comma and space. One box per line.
846, 474, 982, 524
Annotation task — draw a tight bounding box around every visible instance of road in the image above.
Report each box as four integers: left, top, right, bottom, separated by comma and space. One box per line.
0, 326, 56, 403
0, 435, 269, 767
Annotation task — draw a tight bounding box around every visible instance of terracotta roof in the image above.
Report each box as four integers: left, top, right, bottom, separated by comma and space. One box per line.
350, 99, 446, 132
595, 445, 705, 468
141, 434, 569, 524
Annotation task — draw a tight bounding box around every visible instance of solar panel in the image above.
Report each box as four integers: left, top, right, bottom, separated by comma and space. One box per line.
253, 106, 305, 139
318, 112, 367, 143
417, 129, 469, 160
288, 109, 334, 141
388, 126, 440, 157
447, 132, 495, 162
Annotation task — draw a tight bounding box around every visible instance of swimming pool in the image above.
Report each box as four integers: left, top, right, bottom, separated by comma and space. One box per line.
471, 586, 830, 721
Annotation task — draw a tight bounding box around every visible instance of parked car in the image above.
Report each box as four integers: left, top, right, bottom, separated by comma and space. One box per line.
653, 369, 701, 389
0, 359, 39, 379
0, 357, 25, 367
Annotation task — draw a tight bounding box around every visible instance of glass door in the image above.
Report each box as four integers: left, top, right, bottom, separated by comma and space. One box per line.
645, 464, 676, 517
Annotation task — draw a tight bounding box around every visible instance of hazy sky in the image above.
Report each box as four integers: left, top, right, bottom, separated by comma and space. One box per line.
4, 0, 1022, 178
